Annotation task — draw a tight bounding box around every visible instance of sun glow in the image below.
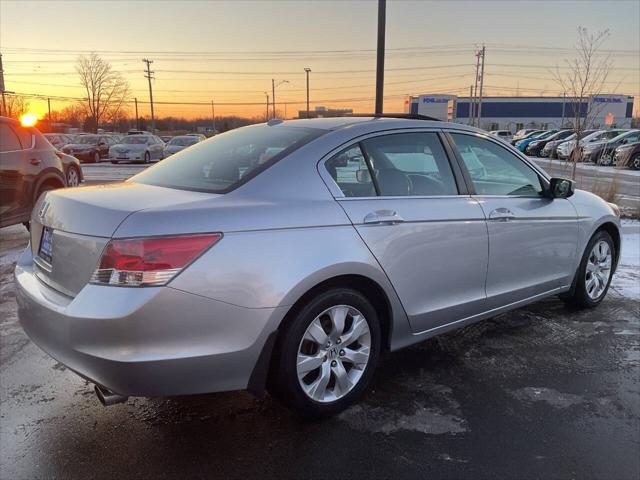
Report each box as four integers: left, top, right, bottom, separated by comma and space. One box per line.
20, 113, 39, 127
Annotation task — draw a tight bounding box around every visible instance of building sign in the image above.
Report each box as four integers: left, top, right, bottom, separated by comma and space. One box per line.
593, 97, 623, 103
422, 97, 449, 104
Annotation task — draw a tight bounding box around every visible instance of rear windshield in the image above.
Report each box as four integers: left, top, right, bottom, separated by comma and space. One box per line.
131, 124, 323, 193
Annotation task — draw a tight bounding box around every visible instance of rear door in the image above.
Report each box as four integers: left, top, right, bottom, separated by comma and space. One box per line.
0, 123, 26, 222
323, 130, 488, 333
447, 131, 579, 309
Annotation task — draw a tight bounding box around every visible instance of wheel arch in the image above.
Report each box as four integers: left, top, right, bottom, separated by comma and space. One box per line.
33, 171, 66, 202
247, 272, 401, 397
595, 221, 621, 272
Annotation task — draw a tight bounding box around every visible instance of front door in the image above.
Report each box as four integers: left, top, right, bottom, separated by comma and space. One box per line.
448, 132, 579, 309
324, 131, 489, 333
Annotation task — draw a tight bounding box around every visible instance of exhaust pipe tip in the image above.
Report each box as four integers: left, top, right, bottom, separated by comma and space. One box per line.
94, 384, 128, 407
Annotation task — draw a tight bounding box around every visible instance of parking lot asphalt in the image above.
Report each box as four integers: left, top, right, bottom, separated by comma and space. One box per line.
1, 222, 638, 480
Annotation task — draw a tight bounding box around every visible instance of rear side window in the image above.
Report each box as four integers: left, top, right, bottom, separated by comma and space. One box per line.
362, 132, 458, 196
132, 125, 323, 193
0, 124, 22, 152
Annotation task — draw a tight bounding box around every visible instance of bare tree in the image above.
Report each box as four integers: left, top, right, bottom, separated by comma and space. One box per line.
76, 53, 130, 132
553, 27, 613, 179
4, 94, 29, 119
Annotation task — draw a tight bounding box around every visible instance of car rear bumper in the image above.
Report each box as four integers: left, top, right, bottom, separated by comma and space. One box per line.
15, 246, 285, 397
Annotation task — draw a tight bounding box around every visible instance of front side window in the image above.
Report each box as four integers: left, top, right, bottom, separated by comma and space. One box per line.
362, 132, 458, 196
450, 133, 544, 197
133, 125, 322, 193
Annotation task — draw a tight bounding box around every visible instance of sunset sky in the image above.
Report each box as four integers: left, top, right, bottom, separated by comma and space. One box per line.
1, 0, 639, 120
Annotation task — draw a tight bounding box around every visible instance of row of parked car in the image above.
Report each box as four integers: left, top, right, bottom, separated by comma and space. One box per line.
43, 131, 206, 164
502, 128, 640, 169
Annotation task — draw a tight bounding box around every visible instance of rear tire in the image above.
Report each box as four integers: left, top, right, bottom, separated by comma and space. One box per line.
269, 288, 381, 418
562, 230, 615, 308
630, 153, 640, 170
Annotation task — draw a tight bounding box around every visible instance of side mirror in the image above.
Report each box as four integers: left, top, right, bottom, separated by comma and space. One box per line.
548, 177, 574, 199
356, 169, 372, 183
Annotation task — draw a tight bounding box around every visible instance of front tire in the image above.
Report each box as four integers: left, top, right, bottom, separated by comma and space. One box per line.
66, 165, 80, 187
144, 151, 151, 164
93, 151, 100, 163
269, 288, 381, 418
629, 153, 640, 170
562, 230, 615, 308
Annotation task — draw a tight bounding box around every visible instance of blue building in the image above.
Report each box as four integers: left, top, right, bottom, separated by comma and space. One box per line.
405, 94, 635, 131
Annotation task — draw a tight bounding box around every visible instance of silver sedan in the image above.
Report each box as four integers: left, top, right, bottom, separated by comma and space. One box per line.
15, 117, 621, 417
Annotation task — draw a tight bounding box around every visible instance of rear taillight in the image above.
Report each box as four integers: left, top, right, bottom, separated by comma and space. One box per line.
90, 233, 222, 287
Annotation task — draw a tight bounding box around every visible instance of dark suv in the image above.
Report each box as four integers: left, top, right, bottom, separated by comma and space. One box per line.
0, 116, 83, 228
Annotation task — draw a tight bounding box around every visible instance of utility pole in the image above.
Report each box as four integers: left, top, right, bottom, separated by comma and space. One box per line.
473, 48, 481, 126
134, 97, 139, 130
477, 45, 486, 128
304, 67, 311, 118
375, 0, 386, 115
272, 79, 276, 119
211, 100, 216, 134
0, 53, 7, 116
47, 97, 51, 124
142, 59, 155, 132
561, 91, 566, 128
469, 85, 474, 125
264, 92, 269, 121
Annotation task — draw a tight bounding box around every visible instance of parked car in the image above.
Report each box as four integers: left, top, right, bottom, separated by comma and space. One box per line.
0, 116, 82, 228
582, 130, 640, 165
15, 117, 621, 417
613, 141, 640, 169
163, 135, 203, 157
109, 134, 165, 163
160, 135, 173, 143
185, 133, 207, 141
489, 130, 512, 142
512, 128, 542, 143
43, 133, 73, 149
556, 129, 627, 160
61, 134, 115, 163
525, 130, 573, 156
515, 130, 558, 152
542, 130, 597, 159
511, 129, 544, 146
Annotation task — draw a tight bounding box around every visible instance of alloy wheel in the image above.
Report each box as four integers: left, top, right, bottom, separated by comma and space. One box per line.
585, 240, 612, 300
296, 305, 371, 403
67, 168, 79, 187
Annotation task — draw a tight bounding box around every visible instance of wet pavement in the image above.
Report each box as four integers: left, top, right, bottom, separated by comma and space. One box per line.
1, 223, 638, 480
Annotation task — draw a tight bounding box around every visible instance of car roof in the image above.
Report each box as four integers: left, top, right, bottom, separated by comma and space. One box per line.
279, 116, 479, 134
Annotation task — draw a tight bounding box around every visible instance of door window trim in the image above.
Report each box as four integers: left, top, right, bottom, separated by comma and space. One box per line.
443, 130, 551, 198
318, 128, 470, 200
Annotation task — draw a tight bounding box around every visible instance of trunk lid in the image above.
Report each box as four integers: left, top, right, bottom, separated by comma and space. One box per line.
30, 182, 217, 296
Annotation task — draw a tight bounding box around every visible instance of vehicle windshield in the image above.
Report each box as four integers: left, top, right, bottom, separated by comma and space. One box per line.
76, 135, 99, 144
120, 136, 152, 145
132, 124, 323, 193
168, 136, 198, 146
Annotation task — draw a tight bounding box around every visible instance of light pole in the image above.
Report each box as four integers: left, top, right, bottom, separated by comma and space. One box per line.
375, 0, 386, 115
304, 68, 311, 118
271, 79, 289, 119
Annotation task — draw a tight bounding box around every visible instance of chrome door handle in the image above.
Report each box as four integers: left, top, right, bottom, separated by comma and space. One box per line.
363, 210, 405, 225
30, 158, 41, 165
488, 208, 516, 221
